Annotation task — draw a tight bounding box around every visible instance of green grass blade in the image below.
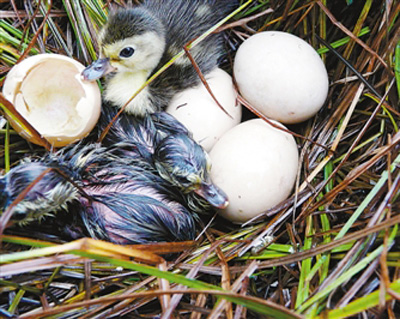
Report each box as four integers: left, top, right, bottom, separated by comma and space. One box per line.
393, 38, 400, 104
298, 224, 398, 313
317, 27, 370, 54
295, 216, 313, 308
318, 278, 400, 319
335, 152, 400, 240
4, 122, 10, 172
35, 0, 72, 56
81, 0, 108, 28
7, 289, 25, 314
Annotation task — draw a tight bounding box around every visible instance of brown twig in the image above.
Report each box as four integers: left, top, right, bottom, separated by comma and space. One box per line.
182, 45, 233, 119
0, 168, 53, 238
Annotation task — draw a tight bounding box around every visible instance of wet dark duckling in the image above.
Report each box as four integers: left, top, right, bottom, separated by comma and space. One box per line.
82, 0, 237, 116
0, 143, 196, 244
99, 106, 229, 210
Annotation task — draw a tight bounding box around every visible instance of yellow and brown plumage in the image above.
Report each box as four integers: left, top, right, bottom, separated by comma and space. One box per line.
82, 0, 238, 116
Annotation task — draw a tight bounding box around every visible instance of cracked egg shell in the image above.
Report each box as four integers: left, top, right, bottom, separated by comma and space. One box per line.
234, 31, 329, 124
2, 54, 101, 147
166, 68, 241, 152
209, 118, 299, 223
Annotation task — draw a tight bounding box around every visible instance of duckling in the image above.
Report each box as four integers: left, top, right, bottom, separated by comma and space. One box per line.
0, 143, 196, 244
99, 106, 229, 210
82, 0, 237, 116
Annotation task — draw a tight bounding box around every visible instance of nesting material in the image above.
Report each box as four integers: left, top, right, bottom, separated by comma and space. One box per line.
166, 68, 241, 152
234, 31, 329, 124
1, 0, 398, 317
3, 54, 101, 147
210, 119, 299, 223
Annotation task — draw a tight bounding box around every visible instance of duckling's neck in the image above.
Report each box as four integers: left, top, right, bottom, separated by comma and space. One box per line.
104, 71, 154, 116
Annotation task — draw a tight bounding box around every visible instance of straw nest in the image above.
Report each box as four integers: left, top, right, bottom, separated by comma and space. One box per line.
0, 1, 399, 318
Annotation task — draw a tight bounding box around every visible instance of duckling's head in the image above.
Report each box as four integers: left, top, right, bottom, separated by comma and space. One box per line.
154, 133, 229, 209
82, 8, 166, 80
0, 161, 78, 223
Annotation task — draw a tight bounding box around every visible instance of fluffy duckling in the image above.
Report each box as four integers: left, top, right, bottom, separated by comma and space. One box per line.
99, 106, 229, 210
0, 143, 196, 244
82, 0, 237, 116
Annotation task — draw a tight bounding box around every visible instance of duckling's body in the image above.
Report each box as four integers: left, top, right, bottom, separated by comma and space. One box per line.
83, 0, 237, 115
73, 148, 196, 244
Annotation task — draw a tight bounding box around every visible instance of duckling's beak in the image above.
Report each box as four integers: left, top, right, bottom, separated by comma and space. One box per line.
81, 58, 116, 81
195, 182, 229, 209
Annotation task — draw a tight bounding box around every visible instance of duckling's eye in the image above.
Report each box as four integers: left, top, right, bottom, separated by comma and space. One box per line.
119, 47, 135, 58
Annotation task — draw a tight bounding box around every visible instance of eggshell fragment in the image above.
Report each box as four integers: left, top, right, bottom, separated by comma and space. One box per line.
234, 31, 329, 124
166, 68, 241, 152
2, 54, 101, 147
209, 119, 298, 223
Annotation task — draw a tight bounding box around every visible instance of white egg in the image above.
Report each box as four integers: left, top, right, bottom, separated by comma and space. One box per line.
234, 31, 329, 124
166, 68, 241, 152
2, 54, 101, 147
209, 118, 299, 223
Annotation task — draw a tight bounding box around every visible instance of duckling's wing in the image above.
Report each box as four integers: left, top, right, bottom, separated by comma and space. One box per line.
145, 0, 238, 109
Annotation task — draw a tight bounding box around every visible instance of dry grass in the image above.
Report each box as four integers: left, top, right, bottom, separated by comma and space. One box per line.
1, 0, 400, 318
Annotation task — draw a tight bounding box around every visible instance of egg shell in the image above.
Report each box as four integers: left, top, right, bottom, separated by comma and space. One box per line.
166, 68, 241, 152
234, 31, 329, 124
2, 54, 101, 147
209, 118, 299, 223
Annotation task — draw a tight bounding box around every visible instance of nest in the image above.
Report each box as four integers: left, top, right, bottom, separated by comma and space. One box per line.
1, 1, 399, 318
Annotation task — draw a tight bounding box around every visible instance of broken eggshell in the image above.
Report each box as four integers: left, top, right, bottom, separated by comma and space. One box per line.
166, 68, 241, 152
2, 54, 101, 147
